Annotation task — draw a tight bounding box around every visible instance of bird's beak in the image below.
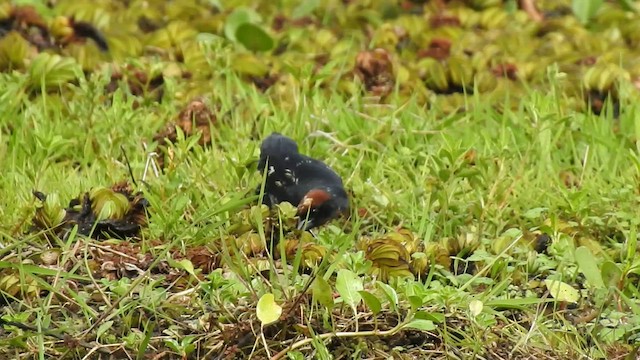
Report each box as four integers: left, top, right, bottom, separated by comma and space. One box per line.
297, 218, 314, 230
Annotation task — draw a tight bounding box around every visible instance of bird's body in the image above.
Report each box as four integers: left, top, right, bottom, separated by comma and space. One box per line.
257, 133, 349, 230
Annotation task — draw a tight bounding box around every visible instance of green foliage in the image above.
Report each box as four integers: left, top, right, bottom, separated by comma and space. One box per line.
572, 0, 605, 24
3, 0, 640, 359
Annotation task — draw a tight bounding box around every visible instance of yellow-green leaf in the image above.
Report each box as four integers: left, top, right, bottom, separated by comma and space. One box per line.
544, 279, 580, 303
257, 293, 282, 326
469, 299, 483, 317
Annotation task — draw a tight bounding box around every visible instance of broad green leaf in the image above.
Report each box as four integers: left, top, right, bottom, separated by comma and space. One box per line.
235, 23, 274, 52
137, 322, 155, 360
257, 293, 282, 326
335, 269, 363, 309
414, 311, 445, 323
376, 281, 398, 311
601, 261, 622, 288
408, 295, 423, 311
523, 207, 547, 219
544, 279, 580, 303
292, 0, 320, 19
469, 299, 483, 317
224, 7, 261, 42
625, 223, 637, 262
572, 0, 604, 24
575, 246, 604, 288
358, 291, 382, 315
164, 339, 180, 353
311, 276, 334, 309
96, 320, 114, 340
404, 319, 436, 331
167, 258, 197, 278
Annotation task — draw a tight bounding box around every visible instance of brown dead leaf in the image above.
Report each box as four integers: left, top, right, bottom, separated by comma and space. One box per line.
153, 98, 217, 167
182, 246, 221, 274
154, 98, 216, 146
492, 63, 518, 81
429, 13, 461, 28
418, 38, 452, 61
90, 241, 154, 280
354, 48, 395, 97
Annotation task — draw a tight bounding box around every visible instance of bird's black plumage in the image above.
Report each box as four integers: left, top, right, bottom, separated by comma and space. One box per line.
256, 132, 349, 230
71, 20, 109, 52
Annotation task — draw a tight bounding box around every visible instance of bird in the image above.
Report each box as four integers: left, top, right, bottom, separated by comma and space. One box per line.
256, 132, 349, 230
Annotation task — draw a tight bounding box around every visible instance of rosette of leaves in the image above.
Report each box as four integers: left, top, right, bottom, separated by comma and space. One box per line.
229, 51, 281, 92
26, 52, 81, 92
370, 23, 409, 52
280, 231, 327, 270
442, 232, 481, 275
410, 251, 429, 279
581, 62, 629, 115
147, 20, 198, 51
233, 232, 266, 257
361, 229, 421, 282
0, 269, 40, 302
226, 201, 297, 247
424, 242, 451, 269
31, 191, 66, 238
416, 54, 474, 94
0, 31, 33, 71
30, 181, 149, 240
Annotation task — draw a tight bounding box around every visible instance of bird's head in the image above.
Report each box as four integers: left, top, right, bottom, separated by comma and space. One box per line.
296, 187, 349, 230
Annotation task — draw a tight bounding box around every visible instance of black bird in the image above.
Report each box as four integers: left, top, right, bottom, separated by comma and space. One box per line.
256, 132, 349, 230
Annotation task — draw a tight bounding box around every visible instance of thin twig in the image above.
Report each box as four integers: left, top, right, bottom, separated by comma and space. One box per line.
120, 145, 138, 187
142, 152, 160, 182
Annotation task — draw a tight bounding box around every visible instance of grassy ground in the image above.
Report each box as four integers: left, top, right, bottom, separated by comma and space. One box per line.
2, 0, 640, 359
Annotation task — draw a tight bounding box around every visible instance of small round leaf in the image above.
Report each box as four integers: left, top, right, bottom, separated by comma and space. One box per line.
257, 293, 282, 326
235, 23, 274, 52
469, 299, 483, 317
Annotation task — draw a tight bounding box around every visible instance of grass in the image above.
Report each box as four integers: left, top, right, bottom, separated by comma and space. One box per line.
2, 1, 640, 359
2, 62, 639, 359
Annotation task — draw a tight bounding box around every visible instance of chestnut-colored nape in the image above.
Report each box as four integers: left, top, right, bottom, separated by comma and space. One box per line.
297, 189, 332, 214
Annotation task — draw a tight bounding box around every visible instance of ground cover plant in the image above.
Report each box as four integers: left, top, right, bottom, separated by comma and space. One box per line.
2, 0, 640, 358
